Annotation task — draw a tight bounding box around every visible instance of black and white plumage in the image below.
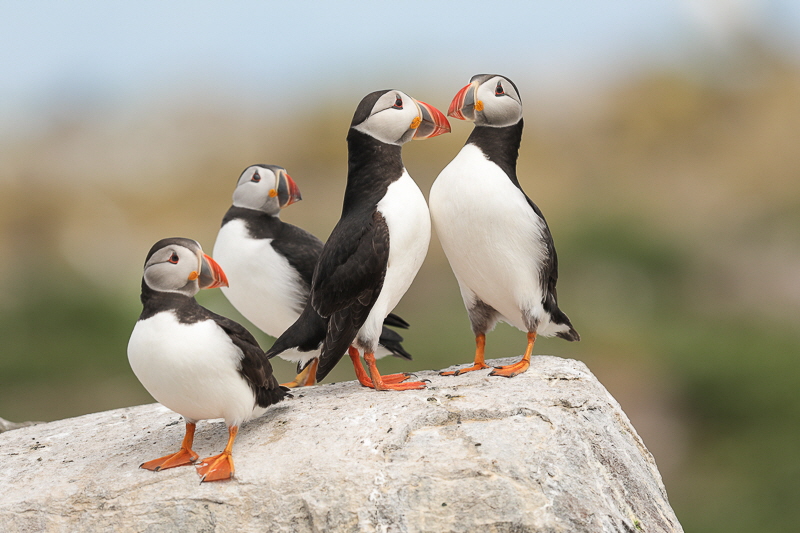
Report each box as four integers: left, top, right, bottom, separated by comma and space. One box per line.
430, 74, 579, 378
266, 90, 450, 390
212, 164, 413, 387
127, 237, 289, 481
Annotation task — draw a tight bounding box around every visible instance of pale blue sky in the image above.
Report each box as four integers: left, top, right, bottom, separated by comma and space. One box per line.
2, 0, 799, 137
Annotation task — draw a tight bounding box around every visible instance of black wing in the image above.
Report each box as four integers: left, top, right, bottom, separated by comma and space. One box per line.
205, 308, 291, 407
311, 211, 389, 318
312, 211, 390, 381
264, 300, 327, 358
271, 222, 324, 288
524, 194, 579, 341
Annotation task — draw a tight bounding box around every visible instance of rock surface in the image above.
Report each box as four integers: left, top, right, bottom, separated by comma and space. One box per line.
0, 356, 682, 533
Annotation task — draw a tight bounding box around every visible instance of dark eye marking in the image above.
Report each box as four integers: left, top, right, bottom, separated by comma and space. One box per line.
392, 96, 403, 109
168, 253, 179, 264
251, 171, 261, 183
495, 81, 505, 96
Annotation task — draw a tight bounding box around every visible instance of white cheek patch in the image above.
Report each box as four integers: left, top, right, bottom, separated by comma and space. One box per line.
485, 98, 523, 126
354, 107, 417, 145
144, 264, 191, 293
476, 80, 523, 127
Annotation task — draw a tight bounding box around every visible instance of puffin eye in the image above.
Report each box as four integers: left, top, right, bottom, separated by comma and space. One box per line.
168, 253, 179, 264
495, 82, 505, 96
392, 96, 403, 109
251, 171, 261, 183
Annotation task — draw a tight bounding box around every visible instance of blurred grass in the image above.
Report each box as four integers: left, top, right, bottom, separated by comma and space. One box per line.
2, 46, 800, 532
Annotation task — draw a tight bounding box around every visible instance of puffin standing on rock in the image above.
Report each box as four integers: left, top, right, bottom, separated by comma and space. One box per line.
127, 238, 289, 482
213, 164, 413, 388
430, 74, 579, 378
267, 90, 450, 391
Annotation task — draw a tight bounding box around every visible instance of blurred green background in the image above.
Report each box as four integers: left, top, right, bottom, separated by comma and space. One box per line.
2, 2, 800, 532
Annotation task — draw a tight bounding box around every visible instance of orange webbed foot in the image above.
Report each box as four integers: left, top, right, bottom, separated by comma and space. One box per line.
349, 348, 409, 387
140, 422, 198, 471
362, 351, 426, 391
489, 359, 530, 378
439, 362, 490, 376
380, 372, 411, 384
280, 378, 303, 388
373, 379, 427, 391
280, 359, 318, 388
357, 372, 412, 389
196, 425, 238, 482
196, 452, 235, 482
140, 447, 199, 471
440, 334, 489, 376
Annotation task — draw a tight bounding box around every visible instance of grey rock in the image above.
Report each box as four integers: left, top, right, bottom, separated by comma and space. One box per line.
0, 356, 682, 532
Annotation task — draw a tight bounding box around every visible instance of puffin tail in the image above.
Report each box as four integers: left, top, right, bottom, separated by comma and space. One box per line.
383, 312, 410, 329
557, 326, 581, 342
378, 326, 413, 361
550, 308, 580, 342
265, 302, 326, 359
253, 373, 293, 408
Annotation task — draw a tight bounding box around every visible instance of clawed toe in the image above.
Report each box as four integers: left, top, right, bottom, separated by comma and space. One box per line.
374, 380, 427, 391
196, 452, 235, 482
489, 360, 530, 378
440, 363, 490, 376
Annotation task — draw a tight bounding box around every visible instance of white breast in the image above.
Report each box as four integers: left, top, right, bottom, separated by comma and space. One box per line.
213, 220, 311, 363
430, 144, 549, 331
127, 312, 263, 426
357, 171, 431, 350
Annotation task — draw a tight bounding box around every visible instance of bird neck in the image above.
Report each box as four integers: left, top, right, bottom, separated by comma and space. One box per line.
342, 129, 404, 214
222, 206, 282, 239
139, 280, 197, 320
467, 119, 524, 185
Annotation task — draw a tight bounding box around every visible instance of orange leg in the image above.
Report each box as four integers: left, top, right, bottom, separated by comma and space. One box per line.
196, 425, 238, 482
302, 359, 319, 386
490, 332, 536, 378
349, 346, 374, 387
440, 334, 491, 376
140, 422, 199, 471
364, 351, 426, 391
281, 359, 319, 388
349, 347, 409, 388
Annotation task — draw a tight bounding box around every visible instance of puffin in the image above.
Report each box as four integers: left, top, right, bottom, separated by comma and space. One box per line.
266, 90, 450, 391
429, 74, 579, 378
212, 164, 414, 388
127, 237, 289, 482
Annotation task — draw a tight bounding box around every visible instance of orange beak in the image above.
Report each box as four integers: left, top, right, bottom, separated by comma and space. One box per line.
198, 254, 228, 289
278, 172, 302, 208
448, 81, 478, 121
412, 100, 451, 139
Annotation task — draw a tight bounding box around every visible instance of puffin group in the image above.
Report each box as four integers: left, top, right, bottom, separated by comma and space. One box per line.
127, 75, 579, 481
